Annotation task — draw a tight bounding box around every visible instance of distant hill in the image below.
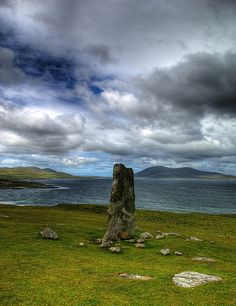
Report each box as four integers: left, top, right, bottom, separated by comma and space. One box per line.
135, 166, 236, 179
0, 167, 79, 180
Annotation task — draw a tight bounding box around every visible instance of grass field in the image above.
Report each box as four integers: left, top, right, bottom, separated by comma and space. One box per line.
0, 204, 235, 306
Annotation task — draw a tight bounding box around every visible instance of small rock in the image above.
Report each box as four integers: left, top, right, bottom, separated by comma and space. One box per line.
40, 227, 58, 240
155, 234, 165, 240
192, 257, 215, 262
186, 236, 203, 242
96, 238, 103, 244
118, 273, 152, 280
79, 242, 85, 247
109, 246, 121, 253
160, 248, 170, 255
101, 240, 113, 248
140, 232, 153, 239
174, 251, 183, 256
209, 241, 215, 244
172, 271, 222, 288
0, 214, 9, 218
135, 243, 145, 248
164, 232, 181, 237
125, 239, 135, 243
136, 238, 145, 243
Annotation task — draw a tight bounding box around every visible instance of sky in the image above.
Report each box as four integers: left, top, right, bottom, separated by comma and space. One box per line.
0, 0, 236, 176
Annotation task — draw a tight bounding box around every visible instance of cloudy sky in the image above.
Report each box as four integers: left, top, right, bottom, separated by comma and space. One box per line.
0, 0, 236, 176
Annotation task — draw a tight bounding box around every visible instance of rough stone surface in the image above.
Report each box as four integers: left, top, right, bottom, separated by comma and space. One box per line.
79, 242, 85, 246
155, 234, 165, 240
40, 227, 58, 240
160, 248, 170, 255
140, 232, 153, 239
136, 238, 145, 243
172, 271, 222, 288
109, 246, 122, 253
186, 236, 203, 241
135, 243, 145, 248
192, 257, 215, 262
102, 164, 135, 247
118, 273, 152, 280
175, 251, 183, 256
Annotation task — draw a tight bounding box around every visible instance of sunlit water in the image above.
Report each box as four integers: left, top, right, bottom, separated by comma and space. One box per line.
0, 178, 236, 214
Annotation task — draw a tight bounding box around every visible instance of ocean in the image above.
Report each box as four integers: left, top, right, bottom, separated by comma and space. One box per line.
0, 178, 236, 214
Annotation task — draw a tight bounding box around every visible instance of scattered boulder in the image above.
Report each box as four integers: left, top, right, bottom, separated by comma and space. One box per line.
79, 242, 85, 247
102, 164, 135, 247
160, 248, 170, 255
96, 238, 103, 244
40, 227, 58, 240
136, 238, 145, 243
155, 234, 165, 240
109, 246, 122, 253
140, 232, 153, 239
135, 243, 145, 248
174, 251, 183, 256
172, 271, 222, 288
186, 236, 203, 242
163, 232, 181, 237
118, 273, 152, 280
192, 257, 215, 262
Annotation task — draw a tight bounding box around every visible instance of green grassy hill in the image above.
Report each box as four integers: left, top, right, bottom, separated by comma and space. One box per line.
0, 166, 78, 180
0, 204, 235, 305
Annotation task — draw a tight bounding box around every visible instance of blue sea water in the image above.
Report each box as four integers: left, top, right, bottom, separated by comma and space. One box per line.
0, 178, 236, 214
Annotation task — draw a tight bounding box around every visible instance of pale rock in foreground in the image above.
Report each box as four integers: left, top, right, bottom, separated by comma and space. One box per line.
135, 243, 145, 248
172, 271, 222, 288
79, 242, 85, 247
160, 248, 170, 255
155, 234, 165, 240
40, 227, 58, 240
162, 232, 181, 237
140, 232, 153, 239
109, 246, 122, 253
118, 273, 152, 280
186, 236, 203, 241
174, 251, 183, 256
192, 257, 215, 262
136, 238, 145, 243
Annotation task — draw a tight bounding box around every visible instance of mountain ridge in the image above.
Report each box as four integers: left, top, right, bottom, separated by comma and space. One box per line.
135, 166, 236, 179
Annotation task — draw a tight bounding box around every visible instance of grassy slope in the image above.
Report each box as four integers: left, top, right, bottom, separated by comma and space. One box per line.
0, 204, 235, 306
0, 167, 76, 180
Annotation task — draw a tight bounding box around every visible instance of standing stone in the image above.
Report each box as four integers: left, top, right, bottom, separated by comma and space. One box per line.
101, 164, 135, 247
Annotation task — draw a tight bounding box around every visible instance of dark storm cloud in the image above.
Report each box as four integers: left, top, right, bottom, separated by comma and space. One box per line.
0, 47, 25, 85
139, 52, 236, 118
0, 0, 236, 174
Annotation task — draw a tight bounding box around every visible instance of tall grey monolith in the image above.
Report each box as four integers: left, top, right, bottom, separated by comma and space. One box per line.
102, 164, 135, 247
